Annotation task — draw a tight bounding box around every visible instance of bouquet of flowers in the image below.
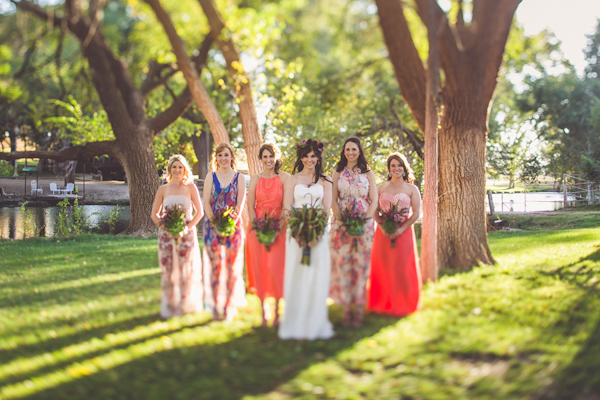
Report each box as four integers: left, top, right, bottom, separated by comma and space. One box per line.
161, 205, 188, 238
337, 201, 368, 252
212, 207, 237, 238
252, 211, 281, 251
380, 203, 410, 248
287, 202, 329, 265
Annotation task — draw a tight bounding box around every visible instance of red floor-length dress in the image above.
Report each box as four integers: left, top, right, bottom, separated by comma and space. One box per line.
367, 192, 421, 316
246, 176, 285, 300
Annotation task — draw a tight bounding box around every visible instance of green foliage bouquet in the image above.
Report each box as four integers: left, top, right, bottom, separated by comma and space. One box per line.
162, 205, 188, 238
212, 207, 237, 238
287, 202, 329, 265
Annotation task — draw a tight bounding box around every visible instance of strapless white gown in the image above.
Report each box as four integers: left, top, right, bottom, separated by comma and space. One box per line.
278, 184, 334, 340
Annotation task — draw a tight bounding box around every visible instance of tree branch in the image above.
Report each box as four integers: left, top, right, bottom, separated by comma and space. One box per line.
0, 140, 116, 162
375, 0, 428, 133
148, 31, 215, 135
10, 0, 65, 28
141, 61, 179, 97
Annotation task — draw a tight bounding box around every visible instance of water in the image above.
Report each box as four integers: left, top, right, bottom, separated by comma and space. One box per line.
487, 192, 574, 213
0, 205, 131, 239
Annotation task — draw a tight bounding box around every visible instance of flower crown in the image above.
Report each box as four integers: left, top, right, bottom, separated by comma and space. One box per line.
295, 138, 324, 152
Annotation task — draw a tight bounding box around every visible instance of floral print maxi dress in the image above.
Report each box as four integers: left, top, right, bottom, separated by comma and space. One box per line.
158, 195, 203, 319
329, 168, 375, 308
203, 172, 246, 316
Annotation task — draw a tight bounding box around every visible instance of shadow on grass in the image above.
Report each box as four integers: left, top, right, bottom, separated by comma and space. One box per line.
541, 249, 600, 291
16, 312, 396, 400
539, 310, 600, 400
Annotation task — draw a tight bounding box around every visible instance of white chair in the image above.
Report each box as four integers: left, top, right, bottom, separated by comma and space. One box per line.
49, 182, 61, 195
62, 182, 75, 195
31, 181, 43, 195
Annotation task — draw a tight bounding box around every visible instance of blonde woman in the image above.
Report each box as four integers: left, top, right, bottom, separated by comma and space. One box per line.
203, 143, 247, 321
151, 154, 204, 319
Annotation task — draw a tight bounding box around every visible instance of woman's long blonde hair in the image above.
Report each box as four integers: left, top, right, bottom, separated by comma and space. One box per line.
164, 154, 194, 184
212, 142, 237, 171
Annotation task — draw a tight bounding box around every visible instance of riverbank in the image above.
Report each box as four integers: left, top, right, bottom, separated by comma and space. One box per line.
0, 175, 130, 204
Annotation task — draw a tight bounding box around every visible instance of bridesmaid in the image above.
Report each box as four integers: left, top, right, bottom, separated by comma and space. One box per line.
203, 143, 247, 321
151, 155, 204, 319
367, 153, 422, 316
246, 143, 290, 326
330, 137, 378, 327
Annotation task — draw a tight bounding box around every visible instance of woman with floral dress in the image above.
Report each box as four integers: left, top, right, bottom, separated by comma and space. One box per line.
151, 155, 204, 319
203, 143, 247, 321
329, 137, 378, 327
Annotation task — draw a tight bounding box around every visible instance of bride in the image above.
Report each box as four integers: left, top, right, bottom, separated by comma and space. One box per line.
278, 139, 334, 340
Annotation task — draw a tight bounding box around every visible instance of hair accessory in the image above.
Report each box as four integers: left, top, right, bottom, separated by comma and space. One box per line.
295, 138, 324, 152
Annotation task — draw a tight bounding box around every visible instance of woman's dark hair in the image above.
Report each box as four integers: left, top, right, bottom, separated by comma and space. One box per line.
292, 139, 331, 185
335, 136, 370, 173
258, 143, 282, 174
386, 152, 415, 184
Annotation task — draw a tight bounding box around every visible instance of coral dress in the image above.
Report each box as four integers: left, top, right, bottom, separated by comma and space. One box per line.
278, 184, 334, 340
246, 176, 286, 300
203, 172, 246, 316
158, 195, 203, 319
329, 168, 375, 307
367, 192, 421, 316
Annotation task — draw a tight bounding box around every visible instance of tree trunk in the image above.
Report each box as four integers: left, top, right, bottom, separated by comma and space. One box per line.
420, 0, 442, 283
192, 129, 213, 179
115, 128, 159, 236
437, 102, 494, 269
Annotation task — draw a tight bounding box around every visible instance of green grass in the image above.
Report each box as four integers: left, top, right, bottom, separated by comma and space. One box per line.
1, 224, 599, 400
487, 182, 556, 193
497, 204, 600, 230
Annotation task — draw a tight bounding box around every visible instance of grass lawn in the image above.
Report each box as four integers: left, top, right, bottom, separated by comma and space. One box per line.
1, 217, 599, 399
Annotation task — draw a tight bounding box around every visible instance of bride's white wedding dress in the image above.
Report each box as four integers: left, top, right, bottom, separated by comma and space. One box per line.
278, 184, 334, 340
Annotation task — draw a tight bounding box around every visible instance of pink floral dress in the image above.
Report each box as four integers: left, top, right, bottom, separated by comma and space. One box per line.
329, 168, 375, 307
158, 195, 203, 319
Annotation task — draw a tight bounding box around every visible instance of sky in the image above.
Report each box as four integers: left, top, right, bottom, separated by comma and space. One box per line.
515, 0, 600, 74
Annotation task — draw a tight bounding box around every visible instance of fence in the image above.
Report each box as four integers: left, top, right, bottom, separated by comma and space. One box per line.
563, 173, 600, 208
486, 176, 599, 214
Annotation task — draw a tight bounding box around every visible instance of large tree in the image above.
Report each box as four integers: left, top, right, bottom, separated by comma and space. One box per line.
376, 0, 521, 271
1, 0, 218, 235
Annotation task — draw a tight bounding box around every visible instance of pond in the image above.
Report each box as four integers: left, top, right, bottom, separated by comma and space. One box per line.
0, 205, 131, 239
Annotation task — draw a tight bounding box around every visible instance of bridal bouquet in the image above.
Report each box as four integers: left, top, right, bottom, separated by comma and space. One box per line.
380, 203, 409, 248
252, 211, 281, 252
162, 205, 188, 238
212, 207, 237, 238
287, 202, 328, 265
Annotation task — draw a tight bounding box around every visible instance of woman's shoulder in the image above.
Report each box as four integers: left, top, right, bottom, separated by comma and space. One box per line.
320, 176, 333, 187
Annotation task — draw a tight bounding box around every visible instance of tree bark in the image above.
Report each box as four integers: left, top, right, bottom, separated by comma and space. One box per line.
376, 0, 520, 270
420, 0, 442, 282
192, 129, 213, 180
114, 128, 160, 235
197, 0, 263, 175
